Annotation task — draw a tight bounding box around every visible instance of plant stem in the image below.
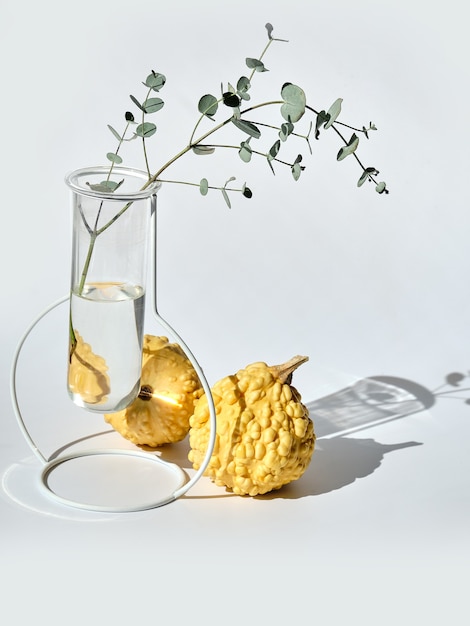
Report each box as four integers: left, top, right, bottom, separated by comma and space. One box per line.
78, 231, 97, 295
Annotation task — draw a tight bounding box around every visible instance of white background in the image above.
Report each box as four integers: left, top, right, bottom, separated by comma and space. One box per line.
1, 0, 469, 623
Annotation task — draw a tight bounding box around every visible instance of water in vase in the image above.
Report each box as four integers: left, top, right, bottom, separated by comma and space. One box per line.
68, 282, 145, 413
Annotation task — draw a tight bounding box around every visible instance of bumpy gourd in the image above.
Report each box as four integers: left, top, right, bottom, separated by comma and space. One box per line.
188, 356, 315, 496
105, 335, 203, 447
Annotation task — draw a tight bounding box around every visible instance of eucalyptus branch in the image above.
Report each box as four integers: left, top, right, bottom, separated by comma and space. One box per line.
78, 22, 390, 294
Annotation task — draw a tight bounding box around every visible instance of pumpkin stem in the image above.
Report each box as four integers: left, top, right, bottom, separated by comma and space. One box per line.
138, 384, 154, 401
270, 355, 309, 384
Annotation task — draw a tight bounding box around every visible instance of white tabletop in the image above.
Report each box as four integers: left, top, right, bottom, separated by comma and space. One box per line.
1, 1, 469, 624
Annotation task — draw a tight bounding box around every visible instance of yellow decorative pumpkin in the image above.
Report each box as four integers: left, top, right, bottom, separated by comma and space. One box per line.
105, 335, 203, 447
188, 355, 315, 496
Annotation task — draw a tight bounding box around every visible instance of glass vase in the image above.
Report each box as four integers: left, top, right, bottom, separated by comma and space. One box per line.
65, 166, 160, 413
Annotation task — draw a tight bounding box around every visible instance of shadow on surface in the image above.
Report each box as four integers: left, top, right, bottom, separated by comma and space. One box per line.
306, 375, 435, 439
268, 436, 421, 499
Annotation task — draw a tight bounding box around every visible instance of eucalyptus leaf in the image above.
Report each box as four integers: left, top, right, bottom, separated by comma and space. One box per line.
231, 117, 261, 139
280, 83, 306, 123
130, 95, 144, 111
246, 58, 268, 72
221, 188, 231, 208
86, 179, 123, 192
192, 145, 216, 155
242, 183, 253, 198
237, 76, 251, 100
107, 125, 122, 142
357, 171, 369, 187
125, 111, 135, 122
239, 140, 252, 163
357, 167, 379, 187
324, 98, 343, 129
143, 97, 164, 114
145, 72, 166, 91
136, 122, 157, 138
315, 110, 329, 138
199, 178, 209, 196
279, 122, 294, 141
198, 94, 218, 118
268, 139, 281, 161
291, 162, 302, 181
106, 152, 123, 164
337, 133, 359, 161
223, 92, 241, 107
375, 181, 388, 194
265, 23, 274, 39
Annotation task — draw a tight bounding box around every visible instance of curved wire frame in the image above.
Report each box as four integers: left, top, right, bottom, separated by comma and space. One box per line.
9, 192, 217, 512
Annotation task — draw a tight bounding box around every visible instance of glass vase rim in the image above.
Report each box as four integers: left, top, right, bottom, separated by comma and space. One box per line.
65, 165, 162, 201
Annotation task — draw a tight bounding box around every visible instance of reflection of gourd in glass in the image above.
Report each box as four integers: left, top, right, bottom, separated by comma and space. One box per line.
68, 330, 110, 405
105, 335, 203, 447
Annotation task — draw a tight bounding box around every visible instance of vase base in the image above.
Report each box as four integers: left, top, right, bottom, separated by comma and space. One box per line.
39, 448, 187, 513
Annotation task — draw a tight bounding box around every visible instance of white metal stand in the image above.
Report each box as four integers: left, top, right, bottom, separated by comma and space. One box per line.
9, 196, 217, 512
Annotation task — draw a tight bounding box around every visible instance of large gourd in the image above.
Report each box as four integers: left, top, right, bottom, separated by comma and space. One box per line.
188, 356, 315, 496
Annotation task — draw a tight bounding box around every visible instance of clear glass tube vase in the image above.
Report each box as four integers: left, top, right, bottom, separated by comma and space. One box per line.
65, 166, 160, 413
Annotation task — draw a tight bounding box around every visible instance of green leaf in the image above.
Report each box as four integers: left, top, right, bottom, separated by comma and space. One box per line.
192, 145, 216, 155
291, 154, 303, 181
236, 76, 251, 101
106, 152, 123, 164
242, 184, 253, 198
223, 92, 241, 107
267, 139, 281, 161
238, 139, 252, 163
221, 188, 231, 208
246, 58, 268, 72
199, 178, 209, 196
198, 94, 218, 118
107, 125, 122, 142
231, 117, 261, 139
375, 181, 389, 194
357, 167, 379, 187
144, 72, 166, 91
292, 163, 302, 181
136, 122, 157, 138
130, 95, 144, 112
265, 23, 274, 39
86, 179, 124, 193
337, 133, 359, 161
315, 110, 329, 138
280, 83, 306, 123
143, 97, 164, 114
279, 122, 294, 141
324, 98, 343, 129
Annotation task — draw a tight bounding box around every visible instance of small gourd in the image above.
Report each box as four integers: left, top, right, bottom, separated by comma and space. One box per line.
105, 335, 203, 447
188, 355, 315, 496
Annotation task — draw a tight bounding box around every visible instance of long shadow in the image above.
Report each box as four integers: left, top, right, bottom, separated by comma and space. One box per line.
262, 370, 469, 500
264, 436, 421, 499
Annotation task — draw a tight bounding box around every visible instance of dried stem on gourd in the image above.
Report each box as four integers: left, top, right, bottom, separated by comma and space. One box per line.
270, 355, 309, 384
